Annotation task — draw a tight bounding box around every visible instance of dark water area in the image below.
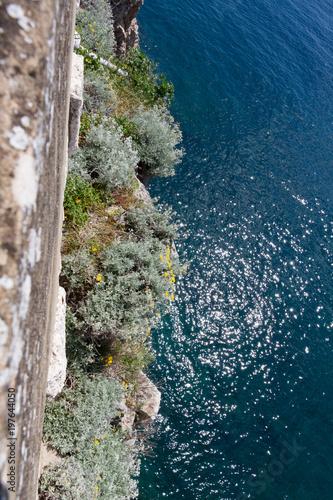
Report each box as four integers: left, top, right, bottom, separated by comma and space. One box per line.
137, 0, 333, 498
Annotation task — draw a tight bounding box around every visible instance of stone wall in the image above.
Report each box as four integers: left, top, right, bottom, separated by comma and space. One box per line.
0, 1, 76, 498
111, 0, 144, 56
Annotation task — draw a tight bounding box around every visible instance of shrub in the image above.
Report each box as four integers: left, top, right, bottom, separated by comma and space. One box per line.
43, 376, 123, 454
124, 48, 174, 108
83, 69, 116, 116
125, 202, 178, 244
76, 0, 114, 60
65, 309, 96, 376
79, 239, 180, 337
39, 440, 139, 500
41, 376, 139, 499
132, 107, 184, 178
61, 249, 97, 293
68, 120, 139, 190
63, 176, 107, 227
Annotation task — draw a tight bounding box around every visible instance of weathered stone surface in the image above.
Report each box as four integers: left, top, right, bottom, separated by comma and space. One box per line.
133, 179, 152, 204
74, 30, 81, 49
68, 52, 84, 156
111, 0, 144, 56
120, 408, 136, 433
46, 287, 67, 398
0, 1, 76, 498
133, 372, 161, 422
39, 442, 62, 476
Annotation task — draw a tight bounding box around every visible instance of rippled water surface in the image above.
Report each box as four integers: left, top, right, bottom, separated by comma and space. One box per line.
137, 0, 333, 498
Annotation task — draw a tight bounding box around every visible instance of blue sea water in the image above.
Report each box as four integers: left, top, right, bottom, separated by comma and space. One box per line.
137, 0, 333, 498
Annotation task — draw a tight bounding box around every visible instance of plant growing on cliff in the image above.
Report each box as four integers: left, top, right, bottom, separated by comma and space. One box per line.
125, 202, 179, 244
63, 176, 109, 227
74, 239, 180, 338
83, 68, 117, 116
61, 249, 97, 293
41, 376, 139, 499
131, 106, 184, 178
43, 376, 123, 454
124, 48, 174, 107
76, 0, 115, 60
68, 120, 138, 190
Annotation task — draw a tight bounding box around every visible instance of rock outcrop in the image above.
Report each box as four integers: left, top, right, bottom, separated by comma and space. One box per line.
120, 372, 161, 434
111, 0, 144, 56
133, 372, 161, 423
46, 287, 67, 398
68, 52, 84, 156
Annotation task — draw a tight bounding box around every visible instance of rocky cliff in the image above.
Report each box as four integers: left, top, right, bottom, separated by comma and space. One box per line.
111, 0, 144, 56
0, 1, 76, 497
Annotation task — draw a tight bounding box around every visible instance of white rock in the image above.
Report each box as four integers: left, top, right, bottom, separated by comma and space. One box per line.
46, 287, 67, 398
133, 179, 152, 204
74, 31, 81, 50
68, 53, 83, 156
134, 372, 161, 422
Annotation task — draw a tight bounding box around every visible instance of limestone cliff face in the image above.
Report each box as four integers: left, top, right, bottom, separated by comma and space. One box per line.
0, 1, 76, 497
111, 0, 144, 56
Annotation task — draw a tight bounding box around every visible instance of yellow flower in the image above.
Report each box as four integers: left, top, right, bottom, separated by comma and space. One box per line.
168, 263, 171, 268
94, 21, 97, 24
171, 294, 174, 301
91, 28, 95, 32
96, 273, 102, 282
119, 413, 122, 418
160, 255, 164, 261
95, 439, 99, 445
76, 199, 81, 203
92, 248, 97, 252
165, 272, 169, 277
165, 292, 169, 297
95, 486, 98, 493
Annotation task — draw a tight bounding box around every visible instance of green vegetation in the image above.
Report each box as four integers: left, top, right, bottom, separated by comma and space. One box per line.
76, 0, 114, 59
122, 47, 175, 108
132, 106, 184, 178
69, 120, 138, 190
39, 1, 185, 498
40, 377, 139, 500
63, 177, 109, 227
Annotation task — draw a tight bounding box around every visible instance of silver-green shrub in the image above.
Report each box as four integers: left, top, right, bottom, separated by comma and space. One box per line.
84, 69, 116, 116
125, 202, 179, 244
43, 376, 123, 454
61, 249, 97, 292
68, 120, 138, 190
132, 106, 184, 178
40, 441, 139, 500
80, 239, 179, 337
76, 0, 114, 59
41, 377, 139, 499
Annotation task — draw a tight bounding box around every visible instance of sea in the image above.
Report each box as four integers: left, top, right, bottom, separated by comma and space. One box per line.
137, 0, 333, 498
